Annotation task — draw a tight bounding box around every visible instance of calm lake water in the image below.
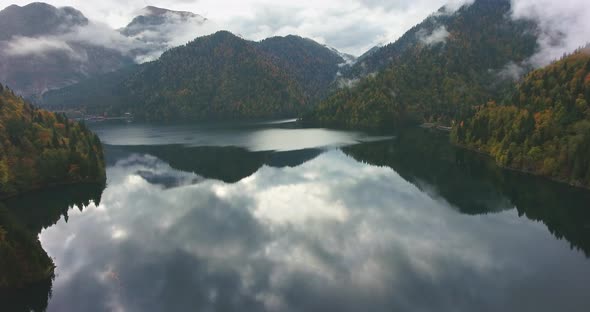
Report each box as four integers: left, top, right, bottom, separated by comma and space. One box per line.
3, 120, 590, 312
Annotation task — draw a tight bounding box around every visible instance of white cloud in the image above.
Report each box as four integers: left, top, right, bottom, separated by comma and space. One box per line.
2, 35, 80, 58
497, 61, 527, 81
418, 25, 450, 45
4, 0, 586, 63
510, 0, 590, 66
0, 22, 140, 64
124, 11, 220, 62
0, 10, 218, 63
4, 0, 475, 56
62, 21, 137, 53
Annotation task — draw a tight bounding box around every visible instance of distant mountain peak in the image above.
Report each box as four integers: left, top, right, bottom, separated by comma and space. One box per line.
139, 5, 204, 20
2, 4, 20, 10
16, 2, 55, 10
122, 5, 207, 38
0, 2, 88, 40
0, 2, 129, 98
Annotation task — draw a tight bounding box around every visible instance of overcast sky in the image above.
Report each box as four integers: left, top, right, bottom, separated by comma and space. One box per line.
4, 0, 589, 60
4, 0, 475, 56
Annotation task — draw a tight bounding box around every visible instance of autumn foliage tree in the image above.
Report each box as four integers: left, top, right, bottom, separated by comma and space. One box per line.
0, 83, 106, 197
452, 48, 590, 188
307, 0, 537, 129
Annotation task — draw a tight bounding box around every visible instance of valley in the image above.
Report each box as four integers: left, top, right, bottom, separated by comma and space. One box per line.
1, 0, 590, 311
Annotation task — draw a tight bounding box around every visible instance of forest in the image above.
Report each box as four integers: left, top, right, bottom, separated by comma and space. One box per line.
452, 49, 590, 188
305, 0, 590, 190
0, 83, 106, 198
1, 82, 106, 290
307, 0, 537, 128
42, 31, 347, 121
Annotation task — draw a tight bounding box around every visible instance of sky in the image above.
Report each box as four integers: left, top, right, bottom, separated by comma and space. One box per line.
4, 0, 474, 56
3, 0, 589, 61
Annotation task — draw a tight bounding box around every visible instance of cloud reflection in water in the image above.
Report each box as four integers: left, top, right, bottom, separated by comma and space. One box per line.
39, 150, 590, 312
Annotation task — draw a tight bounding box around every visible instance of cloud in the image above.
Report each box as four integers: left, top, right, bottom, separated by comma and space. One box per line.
123, 11, 221, 62
223, 0, 475, 55
0, 21, 138, 62
4, 0, 585, 63
511, 0, 590, 67
338, 77, 362, 88
418, 25, 450, 45
38, 149, 590, 311
0, 14, 218, 64
63, 21, 137, 54
4, 0, 478, 56
443, 0, 475, 12
496, 61, 527, 81
2, 35, 80, 58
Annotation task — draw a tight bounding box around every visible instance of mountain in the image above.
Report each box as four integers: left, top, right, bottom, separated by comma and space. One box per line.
0, 83, 106, 198
120, 6, 213, 63
0, 2, 87, 40
122, 6, 206, 37
308, 0, 539, 128
452, 48, 590, 188
38, 65, 140, 114
123, 31, 308, 120
258, 35, 348, 99
0, 3, 133, 99
42, 31, 348, 121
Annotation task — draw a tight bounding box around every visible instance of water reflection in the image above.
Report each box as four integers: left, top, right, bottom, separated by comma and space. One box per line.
0, 183, 105, 312
105, 145, 323, 183
90, 121, 389, 152
30, 132, 590, 312
344, 130, 590, 256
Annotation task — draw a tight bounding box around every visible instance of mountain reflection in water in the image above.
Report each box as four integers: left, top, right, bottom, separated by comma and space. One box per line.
2, 127, 589, 312
0, 184, 105, 312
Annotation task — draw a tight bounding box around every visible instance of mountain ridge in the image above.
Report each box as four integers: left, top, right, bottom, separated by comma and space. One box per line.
0, 2, 133, 99
308, 0, 539, 128
452, 48, 590, 189
42, 30, 348, 121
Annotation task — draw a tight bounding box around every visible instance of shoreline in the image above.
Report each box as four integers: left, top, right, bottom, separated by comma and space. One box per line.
411, 125, 590, 191
451, 141, 590, 192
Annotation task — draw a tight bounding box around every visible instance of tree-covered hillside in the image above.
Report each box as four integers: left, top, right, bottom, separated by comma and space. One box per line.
0, 83, 105, 198
123, 31, 306, 121
42, 31, 348, 121
452, 49, 590, 188
308, 0, 538, 128
259, 35, 346, 100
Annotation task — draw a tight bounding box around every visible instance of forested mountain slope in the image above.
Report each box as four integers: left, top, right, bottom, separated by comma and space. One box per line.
0, 83, 105, 198
259, 35, 347, 99
124, 31, 306, 120
42, 31, 348, 121
308, 0, 538, 128
452, 49, 590, 188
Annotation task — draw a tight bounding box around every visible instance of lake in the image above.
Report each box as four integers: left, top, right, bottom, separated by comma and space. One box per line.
3, 120, 590, 312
